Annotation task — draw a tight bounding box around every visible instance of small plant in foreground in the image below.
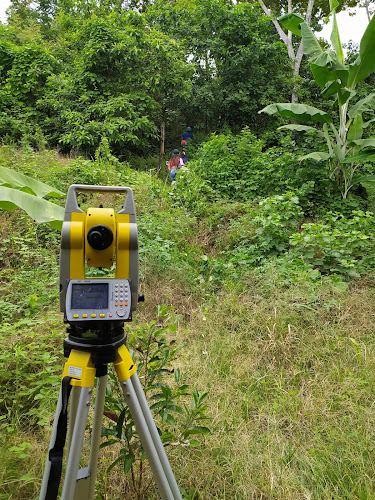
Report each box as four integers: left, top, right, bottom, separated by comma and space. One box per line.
101, 305, 210, 498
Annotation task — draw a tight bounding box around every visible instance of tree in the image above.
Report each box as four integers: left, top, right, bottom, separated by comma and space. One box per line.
244, 0, 359, 102
260, 0, 375, 198
0, 9, 191, 156
357, 0, 374, 22
148, 0, 292, 132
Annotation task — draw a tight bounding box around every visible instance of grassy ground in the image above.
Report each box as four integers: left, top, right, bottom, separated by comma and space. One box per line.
1, 147, 375, 499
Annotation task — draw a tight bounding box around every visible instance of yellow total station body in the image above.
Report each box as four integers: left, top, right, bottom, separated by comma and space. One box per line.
59, 185, 139, 312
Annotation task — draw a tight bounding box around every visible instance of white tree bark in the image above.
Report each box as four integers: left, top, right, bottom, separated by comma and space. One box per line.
256, 0, 316, 102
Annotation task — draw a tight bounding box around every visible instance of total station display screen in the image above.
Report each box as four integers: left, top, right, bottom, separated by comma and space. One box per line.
71, 283, 109, 309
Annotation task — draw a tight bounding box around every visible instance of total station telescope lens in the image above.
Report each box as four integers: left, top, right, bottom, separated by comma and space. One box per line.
87, 225, 113, 250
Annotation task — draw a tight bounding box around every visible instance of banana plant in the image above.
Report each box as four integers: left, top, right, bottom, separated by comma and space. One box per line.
0, 166, 65, 229
259, 0, 375, 199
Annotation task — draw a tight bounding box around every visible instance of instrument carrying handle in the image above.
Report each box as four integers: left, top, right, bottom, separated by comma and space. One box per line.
65, 184, 136, 218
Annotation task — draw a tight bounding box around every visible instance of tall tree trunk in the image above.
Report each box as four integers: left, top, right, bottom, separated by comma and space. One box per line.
291, 41, 304, 102
257, 0, 315, 102
157, 120, 165, 176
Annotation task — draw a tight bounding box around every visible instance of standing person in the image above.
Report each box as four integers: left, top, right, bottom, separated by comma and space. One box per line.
166, 149, 183, 182
181, 127, 193, 148
181, 150, 189, 165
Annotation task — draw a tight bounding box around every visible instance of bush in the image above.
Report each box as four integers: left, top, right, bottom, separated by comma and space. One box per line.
225, 192, 303, 267
289, 211, 375, 279
169, 166, 216, 217
188, 128, 341, 211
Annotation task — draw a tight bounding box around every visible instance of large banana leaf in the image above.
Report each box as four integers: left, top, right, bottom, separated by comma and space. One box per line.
260, 103, 332, 123
0, 166, 64, 198
299, 152, 332, 161
301, 22, 322, 58
0, 186, 64, 230
347, 114, 363, 142
351, 138, 375, 148
330, 10, 344, 64
348, 13, 375, 86
309, 52, 348, 89
348, 93, 375, 118
301, 21, 348, 89
342, 151, 375, 163
278, 13, 304, 36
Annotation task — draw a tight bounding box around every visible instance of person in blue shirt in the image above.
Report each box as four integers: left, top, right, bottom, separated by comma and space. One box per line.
181, 127, 193, 147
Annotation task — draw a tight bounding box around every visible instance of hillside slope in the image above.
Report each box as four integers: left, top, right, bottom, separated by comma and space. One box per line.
1, 147, 375, 499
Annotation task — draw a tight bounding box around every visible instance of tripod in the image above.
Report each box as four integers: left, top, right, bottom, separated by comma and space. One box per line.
40, 333, 182, 500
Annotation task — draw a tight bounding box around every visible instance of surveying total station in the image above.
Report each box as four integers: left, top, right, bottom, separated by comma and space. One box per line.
40, 185, 182, 500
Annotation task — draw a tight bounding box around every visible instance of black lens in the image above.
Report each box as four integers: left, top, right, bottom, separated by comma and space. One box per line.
87, 225, 113, 250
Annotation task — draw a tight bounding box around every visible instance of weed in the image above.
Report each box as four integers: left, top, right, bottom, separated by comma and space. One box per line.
101, 305, 210, 498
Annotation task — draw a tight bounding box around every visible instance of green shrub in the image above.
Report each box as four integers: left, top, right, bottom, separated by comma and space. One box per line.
225, 192, 303, 268
289, 211, 375, 279
0, 319, 62, 428
169, 166, 216, 217
189, 128, 340, 211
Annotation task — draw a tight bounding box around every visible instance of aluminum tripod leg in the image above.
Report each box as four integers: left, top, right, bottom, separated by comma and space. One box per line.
121, 374, 182, 500
61, 386, 92, 500
114, 345, 182, 500
40, 349, 97, 500
132, 374, 182, 499
40, 346, 182, 500
67, 385, 80, 457
70, 375, 107, 500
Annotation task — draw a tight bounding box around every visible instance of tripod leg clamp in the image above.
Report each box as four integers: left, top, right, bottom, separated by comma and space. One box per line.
62, 350, 96, 387
113, 345, 137, 382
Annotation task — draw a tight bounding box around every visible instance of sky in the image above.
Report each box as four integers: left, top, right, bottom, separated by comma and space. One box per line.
0, 0, 369, 45
320, 7, 368, 46
0, 0, 11, 23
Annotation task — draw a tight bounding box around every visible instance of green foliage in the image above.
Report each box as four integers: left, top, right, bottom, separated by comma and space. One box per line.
226, 192, 303, 267
169, 166, 216, 217
0, 214, 60, 324
101, 305, 210, 497
0, 166, 64, 229
136, 190, 204, 285
289, 210, 375, 278
0, 11, 192, 155
0, 317, 62, 427
148, 0, 292, 132
1, 145, 375, 498
182, 128, 335, 209
260, 6, 375, 199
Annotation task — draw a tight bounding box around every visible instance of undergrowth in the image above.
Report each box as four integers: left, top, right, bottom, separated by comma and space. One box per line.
1, 145, 375, 499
